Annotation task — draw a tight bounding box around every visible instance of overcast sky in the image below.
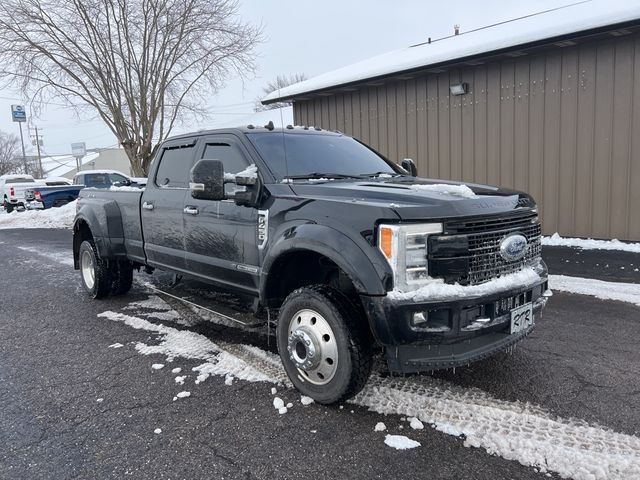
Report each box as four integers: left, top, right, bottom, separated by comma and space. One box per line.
0, 0, 574, 155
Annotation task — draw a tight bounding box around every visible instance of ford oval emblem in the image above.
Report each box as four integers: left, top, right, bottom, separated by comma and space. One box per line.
500, 234, 528, 262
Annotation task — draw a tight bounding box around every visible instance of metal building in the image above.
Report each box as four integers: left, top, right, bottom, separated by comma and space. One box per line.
263, 3, 640, 241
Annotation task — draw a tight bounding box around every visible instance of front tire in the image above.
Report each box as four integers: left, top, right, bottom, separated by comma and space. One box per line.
79, 240, 111, 299
277, 285, 372, 404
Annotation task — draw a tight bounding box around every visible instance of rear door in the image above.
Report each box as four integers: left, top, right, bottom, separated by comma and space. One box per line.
141, 138, 197, 272
183, 134, 260, 294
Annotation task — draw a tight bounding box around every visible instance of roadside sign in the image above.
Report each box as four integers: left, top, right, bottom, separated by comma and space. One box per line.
11, 104, 26, 122
71, 142, 86, 157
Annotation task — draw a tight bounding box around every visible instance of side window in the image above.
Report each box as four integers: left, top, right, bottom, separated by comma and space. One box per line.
155, 145, 194, 188
202, 143, 250, 195
73, 175, 81, 185
108, 173, 128, 184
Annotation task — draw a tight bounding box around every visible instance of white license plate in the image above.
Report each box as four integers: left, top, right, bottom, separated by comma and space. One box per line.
510, 303, 533, 334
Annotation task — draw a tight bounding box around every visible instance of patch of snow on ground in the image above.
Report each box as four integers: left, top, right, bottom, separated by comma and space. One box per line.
151, 363, 164, 370
388, 268, 541, 302
271, 387, 277, 395
171, 367, 181, 374
108, 343, 124, 349
175, 376, 186, 385
543, 233, 640, 253
97, 311, 285, 384
0, 201, 77, 230
301, 395, 314, 406
352, 374, 640, 479
16, 246, 74, 266
154, 428, 162, 434
173, 391, 190, 401
409, 417, 424, 430
374, 422, 386, 432
225, 375, 234, 386
123, 297, 170, 311
273, 397, 284, 409
549, 275, 640, 307
409, 183, 476, 198
384, 435, 421, 450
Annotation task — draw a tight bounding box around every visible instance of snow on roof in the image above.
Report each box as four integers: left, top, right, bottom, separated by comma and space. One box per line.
73, 169, 128, 176
263, 0, 640, 103
41, 152, 100, 178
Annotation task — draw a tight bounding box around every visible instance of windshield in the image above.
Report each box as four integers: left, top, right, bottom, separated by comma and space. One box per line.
248, 133, 400, 180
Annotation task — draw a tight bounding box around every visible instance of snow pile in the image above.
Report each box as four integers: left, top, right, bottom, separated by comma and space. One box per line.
224, 164, 258, 181
388, 267, 541, 301
0, 200, 77, 229
384, 435, 421, 450
543, 233, 640, 253
374, 422, 387, 432
409, 183, 476, 198
549, 275, 640, 307
352, 374, 640, 479
97, 311, 286, 384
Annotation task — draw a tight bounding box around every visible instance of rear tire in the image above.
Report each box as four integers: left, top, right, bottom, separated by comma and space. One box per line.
79, 240, 111, 299
277, 285, 372, 404
111, 260, 133, 295
4, 201, 14, 213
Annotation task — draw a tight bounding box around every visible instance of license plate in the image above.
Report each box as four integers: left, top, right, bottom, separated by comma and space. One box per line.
510, 303, 533, 334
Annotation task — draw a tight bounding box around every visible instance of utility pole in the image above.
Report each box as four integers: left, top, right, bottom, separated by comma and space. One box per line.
30, 126, 44, 177
18, 122, 28, 174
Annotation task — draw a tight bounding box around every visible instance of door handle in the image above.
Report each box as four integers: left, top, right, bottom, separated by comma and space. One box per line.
184, 206, 199, 215
142, 201, 154, 211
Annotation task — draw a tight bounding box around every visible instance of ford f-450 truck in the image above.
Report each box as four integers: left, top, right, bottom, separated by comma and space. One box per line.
73, 126, 550, 403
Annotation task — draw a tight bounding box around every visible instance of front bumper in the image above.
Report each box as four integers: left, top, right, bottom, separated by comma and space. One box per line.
360, 266, 549, 373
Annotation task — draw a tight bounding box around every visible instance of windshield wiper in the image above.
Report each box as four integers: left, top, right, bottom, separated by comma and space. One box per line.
284, 172, 362, 180
359, 171, 402, 178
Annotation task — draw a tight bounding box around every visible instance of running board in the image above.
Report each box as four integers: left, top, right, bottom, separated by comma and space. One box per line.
142, 281, 265, 328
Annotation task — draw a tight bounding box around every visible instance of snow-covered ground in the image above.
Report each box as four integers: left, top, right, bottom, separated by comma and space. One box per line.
543, 233, 640, 253
99, 292, 640, 480
0, 201, 77, 230
549, 274, 640, 307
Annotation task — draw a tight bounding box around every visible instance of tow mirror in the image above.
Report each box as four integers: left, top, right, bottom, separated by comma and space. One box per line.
190, 159, 225, 201
401, 158, 418, 177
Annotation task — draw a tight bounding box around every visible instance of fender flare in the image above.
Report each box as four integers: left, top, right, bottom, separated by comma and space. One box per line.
260, 223, 391, 299
73, 199, 126, 263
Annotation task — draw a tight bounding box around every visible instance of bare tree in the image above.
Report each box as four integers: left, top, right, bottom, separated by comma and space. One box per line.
0, 131, 22, 176
0, 0, 262, 175
255, 73, 307, 112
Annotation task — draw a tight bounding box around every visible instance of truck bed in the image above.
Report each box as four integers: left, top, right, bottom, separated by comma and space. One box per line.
77, 188, 146, 264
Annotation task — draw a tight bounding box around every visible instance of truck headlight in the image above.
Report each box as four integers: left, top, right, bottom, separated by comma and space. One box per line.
378, 223, 443, 292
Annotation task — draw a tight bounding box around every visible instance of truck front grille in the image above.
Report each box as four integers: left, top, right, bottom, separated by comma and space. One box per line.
430, 210, 542, 286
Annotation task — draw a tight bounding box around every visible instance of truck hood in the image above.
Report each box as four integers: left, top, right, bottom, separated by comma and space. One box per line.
288, 177, 532, 219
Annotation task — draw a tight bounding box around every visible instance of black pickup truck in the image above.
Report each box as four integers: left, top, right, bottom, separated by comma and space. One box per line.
73, 126, 550, 403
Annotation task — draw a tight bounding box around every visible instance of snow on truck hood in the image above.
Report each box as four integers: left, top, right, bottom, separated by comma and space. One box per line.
288, 179, 523, 219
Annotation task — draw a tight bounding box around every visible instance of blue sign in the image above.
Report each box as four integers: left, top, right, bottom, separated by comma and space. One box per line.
11, 104, 26, 123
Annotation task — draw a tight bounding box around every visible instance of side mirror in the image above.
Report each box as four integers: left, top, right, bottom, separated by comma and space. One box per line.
401, 158, 418, 177
190, 159, 225, 200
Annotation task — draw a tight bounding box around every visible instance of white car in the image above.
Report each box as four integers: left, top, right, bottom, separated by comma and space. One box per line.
0, 174, 44, 213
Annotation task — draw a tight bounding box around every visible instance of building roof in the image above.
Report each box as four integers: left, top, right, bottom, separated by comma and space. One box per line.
263, 0, 640, 103
41, 152, 100, 178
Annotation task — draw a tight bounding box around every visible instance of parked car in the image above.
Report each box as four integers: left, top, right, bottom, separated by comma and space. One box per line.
1, 174, 42, 212
26, 171, 144, 210
72, 170, 144, 188
73, 127, 550, 404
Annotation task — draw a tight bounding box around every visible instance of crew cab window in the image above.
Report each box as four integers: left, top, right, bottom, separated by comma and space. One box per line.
155, 145, 194, 188
85, 174, 110, 187
108, 173, 128, 184
202, 142, 249, 195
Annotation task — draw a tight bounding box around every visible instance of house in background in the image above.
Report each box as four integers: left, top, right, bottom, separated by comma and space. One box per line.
38, 147, 131, 179
263, 1, 640, 241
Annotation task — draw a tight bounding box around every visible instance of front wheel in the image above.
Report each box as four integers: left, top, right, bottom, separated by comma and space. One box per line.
79, 240, 112, 299
277, 285, 372, 404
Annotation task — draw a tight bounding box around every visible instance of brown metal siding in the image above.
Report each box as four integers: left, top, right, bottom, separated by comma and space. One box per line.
292, 33, 640, 241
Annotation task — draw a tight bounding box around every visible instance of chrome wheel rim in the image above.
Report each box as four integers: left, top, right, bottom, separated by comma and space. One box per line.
81, 250, 95, 289
287, 309, 338, 385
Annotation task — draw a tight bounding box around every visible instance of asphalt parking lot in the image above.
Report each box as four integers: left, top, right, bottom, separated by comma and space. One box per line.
1, 228, 639, 480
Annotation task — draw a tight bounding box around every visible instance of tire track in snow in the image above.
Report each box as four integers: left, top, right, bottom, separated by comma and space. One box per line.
100, 307, 640, 480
